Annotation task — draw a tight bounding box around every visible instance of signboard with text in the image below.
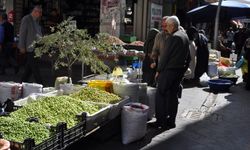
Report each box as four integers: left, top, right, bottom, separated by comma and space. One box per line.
100, 0, 126, 37
150, 3, 162, 29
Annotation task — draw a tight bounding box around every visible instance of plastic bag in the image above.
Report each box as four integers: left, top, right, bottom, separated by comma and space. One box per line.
22, 82, 43, 98
235, 56, 244, 69
207, 62, 218, 77
59, 83, 74, 95
0, 82, 22, 103
121, 102, 149, 145
54, 76, 72, 90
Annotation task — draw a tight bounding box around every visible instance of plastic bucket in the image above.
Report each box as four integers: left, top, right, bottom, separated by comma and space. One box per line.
88, 80, 113, 93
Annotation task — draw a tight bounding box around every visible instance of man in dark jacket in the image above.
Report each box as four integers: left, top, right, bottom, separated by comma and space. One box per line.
151, 16, 190, 130
0, 12, 18, 75
18, 5, 43, 84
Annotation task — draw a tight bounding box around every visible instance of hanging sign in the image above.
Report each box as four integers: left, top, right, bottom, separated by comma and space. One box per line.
150, 3, 162, 29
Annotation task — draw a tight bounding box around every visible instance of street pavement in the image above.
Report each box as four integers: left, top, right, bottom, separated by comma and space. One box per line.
1, 63, 250, 150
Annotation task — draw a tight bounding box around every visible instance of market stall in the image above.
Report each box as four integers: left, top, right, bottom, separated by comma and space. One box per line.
0, 81, 131, 150
0, 18, 149, 150
207, 49, 240, 92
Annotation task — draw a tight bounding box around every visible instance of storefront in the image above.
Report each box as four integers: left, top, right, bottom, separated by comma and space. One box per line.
7, 0, 185, 41
0, 0, 14, 25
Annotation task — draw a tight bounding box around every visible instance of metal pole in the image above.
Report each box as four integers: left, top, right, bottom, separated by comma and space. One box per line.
81, 60, 84, 79
213, 0, 223, 49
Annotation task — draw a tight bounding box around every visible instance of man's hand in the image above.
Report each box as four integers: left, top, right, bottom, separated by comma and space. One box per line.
150, 62, 156, 69
155, 71, 159, 81
19, 48, 26, 54
0, 139, 10, 150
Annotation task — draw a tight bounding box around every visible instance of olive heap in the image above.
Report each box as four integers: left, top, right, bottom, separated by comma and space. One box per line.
0, 87, 121, 145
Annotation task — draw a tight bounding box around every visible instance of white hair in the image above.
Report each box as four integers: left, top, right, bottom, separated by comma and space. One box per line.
166, 16, 180, 30
162, 16, 169, 20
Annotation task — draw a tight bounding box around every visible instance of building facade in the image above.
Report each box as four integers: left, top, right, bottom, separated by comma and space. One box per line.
1, 0, 207, 41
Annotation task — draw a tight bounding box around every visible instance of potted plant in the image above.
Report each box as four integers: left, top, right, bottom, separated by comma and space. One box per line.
32, 17, 118, 83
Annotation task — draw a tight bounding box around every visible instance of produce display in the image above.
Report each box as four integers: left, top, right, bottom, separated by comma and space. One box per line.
209, 49, 220, 62
10, 96, 101, 128
0, 85, 123, 146
219, 57, 232, 67
128, 41, 144, 46
102, 34, 125, 45
218, 66, 236, 77
219, 74, 239, 78
0, 117, 50, 144
69, 86, 121, 104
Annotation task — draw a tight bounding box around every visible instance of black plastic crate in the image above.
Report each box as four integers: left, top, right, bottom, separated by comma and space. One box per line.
63, 112, 87, 149
7, 122, 65, 150
3, 113, 87, 150
122, 44, 143, 51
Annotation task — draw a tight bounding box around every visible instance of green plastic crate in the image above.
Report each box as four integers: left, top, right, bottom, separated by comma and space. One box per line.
120, 35, 137, 43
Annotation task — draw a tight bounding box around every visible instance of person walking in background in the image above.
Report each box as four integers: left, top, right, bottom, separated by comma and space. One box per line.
150, 16, 190, 130
142, 28, 159, 87
193, 26, 209, 83
46, 8, 63, 34
18, 5, 43, 85
234, 27, 247, 60
185, 26, 198, 80
226, 27, 235, 48
0, 12, 18, 75
0, 14, 3, 75
216, 31, 231, 58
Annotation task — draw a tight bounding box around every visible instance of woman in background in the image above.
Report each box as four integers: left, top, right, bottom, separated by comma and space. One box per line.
142, 28, 160, 87
243, 31, 250, 90
185, 26, 198, 80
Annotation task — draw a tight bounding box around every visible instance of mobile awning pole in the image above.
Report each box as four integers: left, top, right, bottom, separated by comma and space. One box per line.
213, 0, 223, 49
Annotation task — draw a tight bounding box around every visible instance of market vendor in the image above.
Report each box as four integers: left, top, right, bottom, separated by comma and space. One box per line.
216, 32, 231, 58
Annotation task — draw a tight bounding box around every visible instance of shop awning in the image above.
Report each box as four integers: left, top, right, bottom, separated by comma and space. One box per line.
187, 1, 250, 23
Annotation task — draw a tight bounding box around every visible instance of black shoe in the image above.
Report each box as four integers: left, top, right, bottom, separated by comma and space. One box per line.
0, 71, 5, 75
163, 124, 176, 130
147, 121, 163, 129
14, 66, 19, 74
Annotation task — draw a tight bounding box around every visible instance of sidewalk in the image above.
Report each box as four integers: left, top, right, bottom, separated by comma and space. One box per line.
66, 69, 250, 150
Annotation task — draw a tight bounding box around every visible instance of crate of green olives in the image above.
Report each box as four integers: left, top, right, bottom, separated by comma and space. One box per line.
1, 119, 67, 150
1, 95, 105, 150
